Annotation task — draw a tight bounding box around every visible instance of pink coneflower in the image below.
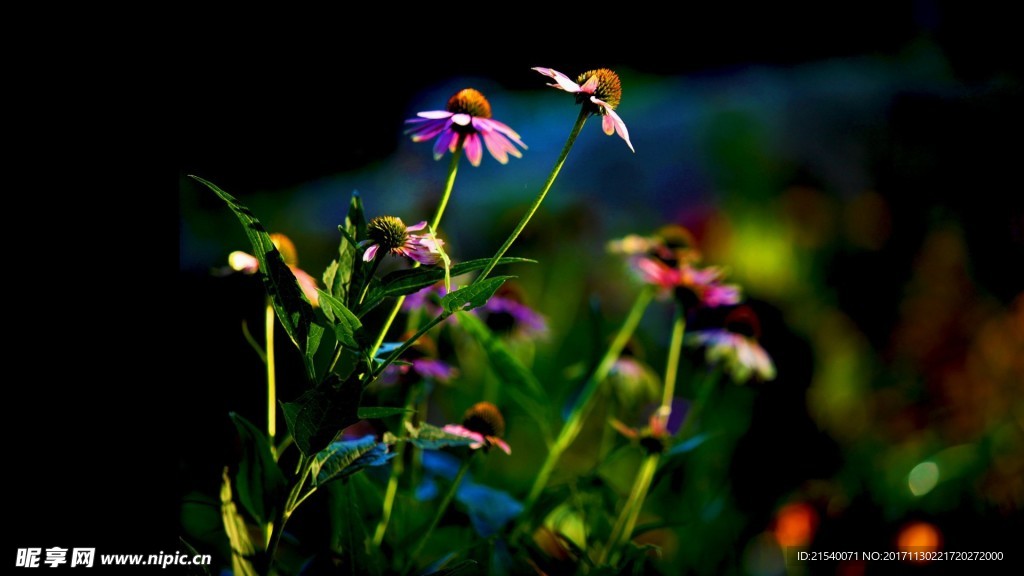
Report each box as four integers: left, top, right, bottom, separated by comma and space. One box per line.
361, 216, 444, 265
627, 255, 741, 308
442, 401, 511, 455
687, 307, 776, 383
227, 233, 321, 307
381, 333, 458, 387
533, 67, 634, 152
405, 88, 527, 167
607, 224, 701, 265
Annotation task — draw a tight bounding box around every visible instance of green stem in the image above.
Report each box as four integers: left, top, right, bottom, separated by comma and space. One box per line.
678, 367, 719, 439
366, 313, 448, 386
371, 382, 421, 548
265, 300, 277, 454
602, 304, 687, 566
655, 307, 686, 430
523, 285, 654, 512
366, 137, 463, 359
601, 453, 659, 566
357, 254, 383, 306
267, 454, 314, 564
404, 455, 474, 574
474, 107, 589, 285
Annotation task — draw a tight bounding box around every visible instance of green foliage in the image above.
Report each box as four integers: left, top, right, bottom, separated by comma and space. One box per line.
317, 289, 365, 350
312, 436, 395, 487
228, 413, 286, 526
281, 374, 363, 456
385, 422, 478, 451
357, 259, 533, 317
219, 469, 260, 576
323, 192, 366, 306
191, 175, 318, 380
442, 277, 513, 314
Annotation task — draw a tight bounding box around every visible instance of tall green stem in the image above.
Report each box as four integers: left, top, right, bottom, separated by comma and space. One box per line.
602, 305, 687, 565
372, 382, 421, 548
601, 453, 659, 565
267, 454, 314, 565
656, 307, 686, 429
523, 285, 654, 511
474, 107, 589, 285
265, 300, 277, 452
403, 455, 474, 574
368, 139, 463, 359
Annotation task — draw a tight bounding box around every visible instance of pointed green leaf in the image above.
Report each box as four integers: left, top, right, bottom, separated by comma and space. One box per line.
387, 422, 478, 451
281, 374, 363, 456
220, 469, 260, 576
229, 413, 287, 526
317, 290, 364, 350
311, 435, 395, 487
357, 258, 535, 317
455, 310, 552, 441
442, 276, 513, 314
357, 406, 414, 419
190, 175, 315, 379
324, 192, 366, 305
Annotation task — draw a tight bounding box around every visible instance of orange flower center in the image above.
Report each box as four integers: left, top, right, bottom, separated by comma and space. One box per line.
576, 68, 622, 110
446, 88, 492, 118
462, 401, 505, 438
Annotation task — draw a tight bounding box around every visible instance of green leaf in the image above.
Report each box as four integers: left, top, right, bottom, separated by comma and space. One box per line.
357, 258, 535, 317
306, 322, 325, 369
220, 469, 260, 576
190, 175, 316, 379
455, 311, 552, 442
281, 374, 363, 456
385, 422, 478, 451
311, 435, 395, 487
229, 413, 287, 526
317, 290, 364, 350
334, 475, 380, 576
323, 192, 366, 305
357, 406, 413, 419
442, 276, 513, 314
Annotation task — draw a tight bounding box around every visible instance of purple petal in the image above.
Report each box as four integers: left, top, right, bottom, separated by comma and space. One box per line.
433, 128, 456, 160
417, 110, 454, 119
363, 243, 379, 262
593, 99, 635, 153
407, 119, 448, 142
532, 67, 581, 93
481, 131, 510, 164
406, 221, 428, 232
485, 119, 527, 149
464, 133, 483, 167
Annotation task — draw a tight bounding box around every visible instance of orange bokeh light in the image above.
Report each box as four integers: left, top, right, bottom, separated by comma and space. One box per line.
896, 521, 942, 563
773, 502, 819, 548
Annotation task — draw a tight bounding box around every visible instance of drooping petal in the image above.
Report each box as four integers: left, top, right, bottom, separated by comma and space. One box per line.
481, 130, 510, 164
433, 127, 456, 160
532, 67, 582, 93
594, 98, 635, 152
417, 110, 455, 120
486, 119, 527, 149
363, 243, 379, 262
406, 221, 428, 232
464, 132, 483, 167
488, 436, 512, 455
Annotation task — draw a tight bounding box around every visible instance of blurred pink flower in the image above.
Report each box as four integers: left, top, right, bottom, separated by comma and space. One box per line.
405, 88, 526, 167
442, 402, 511, 455
226, 233, 321, 307
687, 307, 776, 383
533, 67, 634, 152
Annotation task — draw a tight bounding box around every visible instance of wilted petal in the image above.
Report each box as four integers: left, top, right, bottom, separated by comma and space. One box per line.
532, 67, 582, 93
363, 243, 379, 262
594, 99, 635, 152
